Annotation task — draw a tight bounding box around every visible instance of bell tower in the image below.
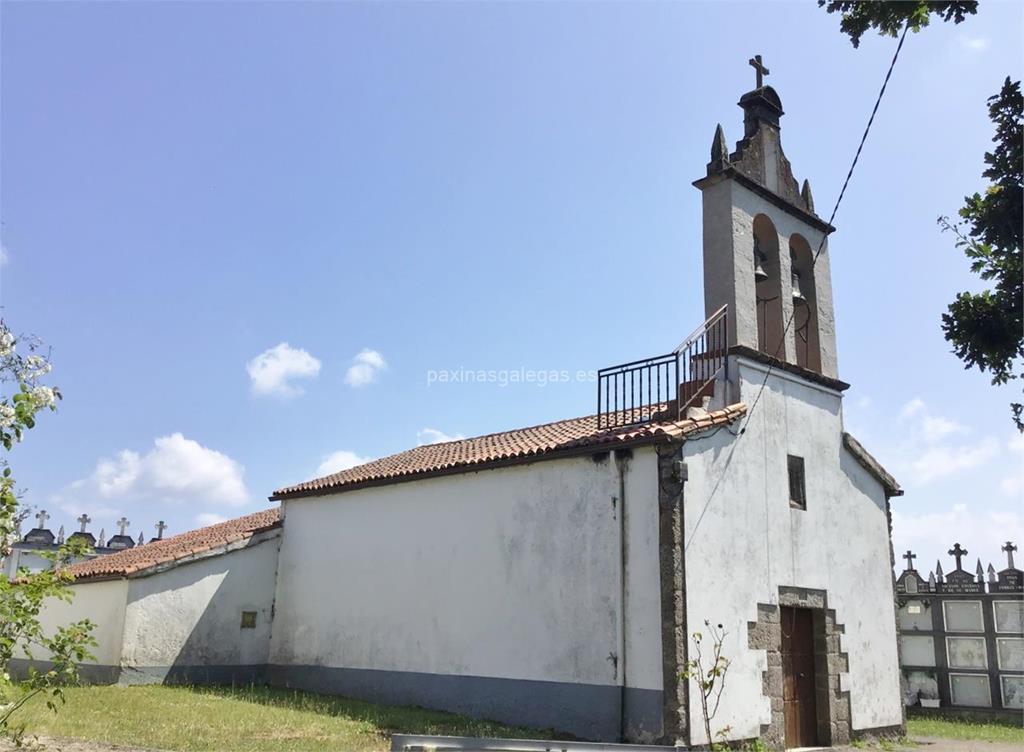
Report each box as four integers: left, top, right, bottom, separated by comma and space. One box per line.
693, 56, 839, 379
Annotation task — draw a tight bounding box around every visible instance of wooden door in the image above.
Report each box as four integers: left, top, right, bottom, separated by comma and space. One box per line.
781, 607, 819, 748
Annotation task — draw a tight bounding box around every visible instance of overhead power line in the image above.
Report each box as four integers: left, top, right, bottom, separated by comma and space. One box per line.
685, 23, 912, 553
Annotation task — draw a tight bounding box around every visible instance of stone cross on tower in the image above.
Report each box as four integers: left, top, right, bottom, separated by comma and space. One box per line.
748, 54, 770, 88
949, 543, 968, 571
1003, 541, 1018, 569
117, 517, 130, 536
35, 509, 50, 528
155, 521, 168, 540
77, 514, 91, 533
902, 550, 916, 571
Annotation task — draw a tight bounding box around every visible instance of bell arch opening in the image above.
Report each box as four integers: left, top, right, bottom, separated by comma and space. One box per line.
753, 214, 784, 359
789, 234, 821, 373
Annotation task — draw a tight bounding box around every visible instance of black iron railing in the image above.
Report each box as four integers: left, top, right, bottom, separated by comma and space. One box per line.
596, 352, 678, 430
596, 305, 729, 430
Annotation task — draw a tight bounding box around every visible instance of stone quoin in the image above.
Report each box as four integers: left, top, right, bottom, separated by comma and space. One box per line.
14, 58, 906, 748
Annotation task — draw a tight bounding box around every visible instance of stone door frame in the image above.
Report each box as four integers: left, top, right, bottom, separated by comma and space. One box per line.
747, 586, 852, 748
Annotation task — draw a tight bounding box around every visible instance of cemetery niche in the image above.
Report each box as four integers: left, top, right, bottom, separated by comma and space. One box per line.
896, 542, 1024, 716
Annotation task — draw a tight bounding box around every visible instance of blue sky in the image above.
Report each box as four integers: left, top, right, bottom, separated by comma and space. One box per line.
1, 1, 1021, 572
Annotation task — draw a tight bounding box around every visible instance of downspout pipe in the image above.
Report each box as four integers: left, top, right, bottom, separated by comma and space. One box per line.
614, 448, 632, 742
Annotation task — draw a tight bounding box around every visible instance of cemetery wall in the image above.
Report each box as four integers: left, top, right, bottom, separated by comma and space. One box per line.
268, 449, 664, 742
12, 578, 128, 683
680, 357, 902, 744
117, 532, 280, 684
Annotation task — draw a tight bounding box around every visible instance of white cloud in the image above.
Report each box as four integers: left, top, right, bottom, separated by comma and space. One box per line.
196, 512, 228, 526
315, 449, 370, 477
1000, 433, 1024, 498
892, 504, 1023, 577
344, 349, 387, 387
959, 36, 990, 52
899, 398, 925, 419
417, 427, 465, 445
247, 343, 321, 397
920, 415, 962, 443
881, 398, 996, 486
61, 433, 249, 508
908, 438, 999, 484
0, 246, 8, 266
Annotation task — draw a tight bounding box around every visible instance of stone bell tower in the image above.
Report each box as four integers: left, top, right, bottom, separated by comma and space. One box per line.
693, 56, 839, 379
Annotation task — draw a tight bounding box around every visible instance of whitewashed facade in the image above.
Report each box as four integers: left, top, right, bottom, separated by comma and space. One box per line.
24, 72, 906, 748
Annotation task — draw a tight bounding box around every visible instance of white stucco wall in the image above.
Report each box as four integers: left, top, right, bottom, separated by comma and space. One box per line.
682, 357, 902, 743
701, 178, 838, 378
25, 578, 129, 668
271, 449, 662, 696
120, 533, 280, 672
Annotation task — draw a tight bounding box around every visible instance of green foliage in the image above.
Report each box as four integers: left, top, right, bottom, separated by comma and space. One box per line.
939, 78, 1024, 431
0, 322, 96, 743
907, 713, 1024, 743
680, 620, 732, 750
818, 1, 977, 47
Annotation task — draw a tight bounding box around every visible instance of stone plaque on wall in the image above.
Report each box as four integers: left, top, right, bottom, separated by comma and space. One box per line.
996, 637, 1024, 670
994, 600, 1024, 633
950, 673, 992, 707
946, 636, 988, 669
898, 600, 932, 631
1001, 675, 1024, 710
899, 635, 936, 667
943, 600, 984, 632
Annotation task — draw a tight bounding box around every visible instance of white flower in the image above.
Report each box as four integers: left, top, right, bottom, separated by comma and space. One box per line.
0, 403, 15, 428
0, 328, 14, 359
19, 354, 51, 381
30, 385, 56, 410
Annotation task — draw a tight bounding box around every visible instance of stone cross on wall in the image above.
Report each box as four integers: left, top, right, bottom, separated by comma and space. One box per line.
77, 514, 91, 533
155, 521, 168, 540
1003, 541, 1018, 569
35, 509, 50, 528
948, 543, 968, 571
117, 517, 130, 536
749, 54, 770, 88
902, 550, 916, 571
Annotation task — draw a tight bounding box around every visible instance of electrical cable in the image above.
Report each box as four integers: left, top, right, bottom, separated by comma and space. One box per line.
684, 23, 912, 552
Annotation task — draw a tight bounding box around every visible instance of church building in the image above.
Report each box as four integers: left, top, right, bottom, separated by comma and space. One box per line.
27, 62, 905, 748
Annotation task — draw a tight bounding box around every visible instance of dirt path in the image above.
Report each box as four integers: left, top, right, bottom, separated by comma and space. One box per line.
0, 737, 161, 752
904, 736, 1024, 752
4, 734, 1021, 752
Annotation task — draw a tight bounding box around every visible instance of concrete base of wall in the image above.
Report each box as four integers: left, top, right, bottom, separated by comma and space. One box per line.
8, 659, 264, 689
266, 664, 662, 743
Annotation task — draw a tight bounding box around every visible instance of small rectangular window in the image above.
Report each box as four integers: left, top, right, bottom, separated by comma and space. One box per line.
240, 611, 257, 629
788, 455, 806, 510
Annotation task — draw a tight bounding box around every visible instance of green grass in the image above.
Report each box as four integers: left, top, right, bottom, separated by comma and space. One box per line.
11, 684, 554, 751
907, 714, 1024, 744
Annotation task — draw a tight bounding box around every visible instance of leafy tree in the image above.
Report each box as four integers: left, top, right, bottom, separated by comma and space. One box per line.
939, 79, 1024, 431
818, 1, 977, 47
0, 322, 96, 742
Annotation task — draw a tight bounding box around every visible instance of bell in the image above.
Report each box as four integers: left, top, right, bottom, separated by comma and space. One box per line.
791, 268, 807, 303
754, 251, 769, 283
753, 239, 769, 283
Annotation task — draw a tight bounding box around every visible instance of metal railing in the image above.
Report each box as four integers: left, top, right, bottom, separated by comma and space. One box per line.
596, 305, 728, 430
676, 303, 729, 413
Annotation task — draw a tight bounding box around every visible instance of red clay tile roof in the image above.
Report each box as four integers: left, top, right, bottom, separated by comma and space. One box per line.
273, 403, 747, 500
65, 507, 281, 581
